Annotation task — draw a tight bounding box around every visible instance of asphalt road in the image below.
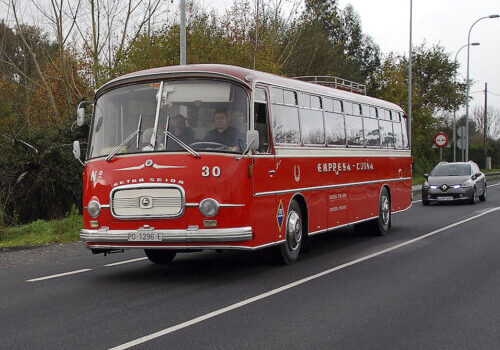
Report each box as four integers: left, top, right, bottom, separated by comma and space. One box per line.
1, 182, 499, 350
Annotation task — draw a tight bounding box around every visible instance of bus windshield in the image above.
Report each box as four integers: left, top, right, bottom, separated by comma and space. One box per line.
88, 79, 249, 159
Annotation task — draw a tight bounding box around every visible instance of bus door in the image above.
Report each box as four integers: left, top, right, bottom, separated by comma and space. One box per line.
251, 87, 281, 240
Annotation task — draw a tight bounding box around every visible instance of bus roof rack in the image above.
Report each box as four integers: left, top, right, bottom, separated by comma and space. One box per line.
292, 75, 366, 95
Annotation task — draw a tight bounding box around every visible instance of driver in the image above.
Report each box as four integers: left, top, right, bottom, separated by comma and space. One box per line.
204, 109, 241, 151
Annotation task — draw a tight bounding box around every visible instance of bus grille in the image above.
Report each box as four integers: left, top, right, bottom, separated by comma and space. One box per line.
111, 186, 184, 218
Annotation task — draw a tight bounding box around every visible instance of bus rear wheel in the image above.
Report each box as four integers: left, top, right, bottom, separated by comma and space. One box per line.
277, 200, 303, 264
144, 249, 177, 264
371, 187, 391, 236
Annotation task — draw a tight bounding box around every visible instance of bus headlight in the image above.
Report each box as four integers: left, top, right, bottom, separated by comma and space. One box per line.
87, 200, 102, 218
200, 198, 219, 217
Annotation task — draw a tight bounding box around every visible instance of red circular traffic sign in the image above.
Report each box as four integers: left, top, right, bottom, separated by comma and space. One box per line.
434, 132, 449, 148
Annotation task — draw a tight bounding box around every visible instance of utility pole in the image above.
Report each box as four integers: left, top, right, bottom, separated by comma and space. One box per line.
484, 82, 488, 168
253, 0, 259, 69
180, 0, 186, 65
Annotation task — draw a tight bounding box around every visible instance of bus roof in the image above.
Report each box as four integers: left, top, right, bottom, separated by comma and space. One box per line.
97, 64, 404, 112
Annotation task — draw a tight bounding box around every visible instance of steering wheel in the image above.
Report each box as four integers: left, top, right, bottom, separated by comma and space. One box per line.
189, 142, 232, 151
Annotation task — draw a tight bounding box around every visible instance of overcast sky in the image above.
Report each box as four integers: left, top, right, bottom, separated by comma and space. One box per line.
204, 0, 500, 121
336, 0, 500, 117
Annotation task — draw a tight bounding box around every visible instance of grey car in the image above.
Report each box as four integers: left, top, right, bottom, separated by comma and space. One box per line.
421, 161, 487, 205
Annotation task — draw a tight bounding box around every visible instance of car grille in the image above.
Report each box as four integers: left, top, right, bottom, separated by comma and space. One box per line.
111, 185, 184, 218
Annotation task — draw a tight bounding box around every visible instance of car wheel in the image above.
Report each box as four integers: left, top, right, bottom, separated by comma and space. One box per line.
469, 187, 478, 204
479, 184, 487, 201
422, 199, 430, 206
277, 200, 303, 264
144, 250, 177, 264
370, 187, 391, 236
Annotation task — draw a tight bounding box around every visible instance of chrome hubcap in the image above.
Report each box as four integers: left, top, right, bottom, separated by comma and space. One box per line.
287, 211, 302, 251
381, 196, 390, 226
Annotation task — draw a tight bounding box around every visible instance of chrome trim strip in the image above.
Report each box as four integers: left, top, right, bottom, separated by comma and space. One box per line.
254, 177, 412, 197
115, 164, 186, 171
110, 183, 186, 219
185, 203, 245, 208
86, 238, 284, 251
81, 226, 253, 244
393, 203, 412, 214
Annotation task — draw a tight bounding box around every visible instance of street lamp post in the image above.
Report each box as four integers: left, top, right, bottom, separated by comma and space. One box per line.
408, 0, 413, 150
454, 42, 479, 162
464, 14, 499, 161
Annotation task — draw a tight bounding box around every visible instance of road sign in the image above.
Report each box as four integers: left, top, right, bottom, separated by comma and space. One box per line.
457, 126, 466, 138
434, 132, 449, 148
456, 137, 466, 150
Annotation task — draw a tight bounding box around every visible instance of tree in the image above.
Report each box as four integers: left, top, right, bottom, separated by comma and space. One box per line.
373, 44, 467, 174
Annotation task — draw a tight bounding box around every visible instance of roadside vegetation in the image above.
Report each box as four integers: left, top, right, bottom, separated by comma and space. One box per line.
0, 206, 82, 249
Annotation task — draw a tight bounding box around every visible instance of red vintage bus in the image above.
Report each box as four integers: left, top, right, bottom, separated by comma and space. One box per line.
74, 64, 412, 264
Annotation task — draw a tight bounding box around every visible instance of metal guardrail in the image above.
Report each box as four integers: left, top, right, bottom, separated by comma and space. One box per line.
293, 75, 367, 95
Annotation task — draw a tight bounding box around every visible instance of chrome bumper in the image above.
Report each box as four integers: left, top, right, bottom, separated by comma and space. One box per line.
80, 226, 253, 244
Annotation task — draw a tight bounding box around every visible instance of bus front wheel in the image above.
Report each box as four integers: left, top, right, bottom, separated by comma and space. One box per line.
144, 249, 177, 264
277, 200, 303, 264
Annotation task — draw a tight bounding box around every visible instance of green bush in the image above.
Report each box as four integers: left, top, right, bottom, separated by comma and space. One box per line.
0, 205, 83, 248
0, 119, 88, 225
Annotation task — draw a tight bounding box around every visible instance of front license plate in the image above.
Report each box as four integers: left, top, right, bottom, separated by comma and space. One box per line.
437, 196, 453, 201
127, 232, 162, 242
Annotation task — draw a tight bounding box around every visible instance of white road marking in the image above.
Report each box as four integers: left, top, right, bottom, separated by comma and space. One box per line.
487, 183, 500, 187
412, 199, 422, 203
104, 257, 148, 267
107, 206, 500, 350
27, 269, 92, 282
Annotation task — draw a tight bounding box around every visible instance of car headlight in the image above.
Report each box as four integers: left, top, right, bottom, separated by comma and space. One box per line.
461, 179, 473, 188
87, 200, 102, 218
430, 185, 438, 189
200, 198, 219, 217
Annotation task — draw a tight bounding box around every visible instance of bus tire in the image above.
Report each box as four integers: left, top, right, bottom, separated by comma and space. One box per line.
278, 200, 303, 264
372, 187, 391, 236
144, 249, 176, 264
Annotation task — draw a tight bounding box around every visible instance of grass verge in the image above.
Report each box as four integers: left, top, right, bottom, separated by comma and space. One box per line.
0, 206, 83, 249
413, 176, 425, 185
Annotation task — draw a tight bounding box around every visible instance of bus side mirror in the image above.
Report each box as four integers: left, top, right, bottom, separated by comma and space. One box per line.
73, 140, 84, 165
77, 107, 85, 126
246, 130, 259, 151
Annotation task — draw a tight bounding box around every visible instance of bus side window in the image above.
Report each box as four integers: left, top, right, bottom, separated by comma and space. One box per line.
254, 88, 270, 152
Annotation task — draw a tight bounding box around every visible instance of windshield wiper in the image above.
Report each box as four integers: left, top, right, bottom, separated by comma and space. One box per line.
237, 139, 255, 160
136, 114, 142, 149
106, 114, 142, 162
163, 130, 200, 158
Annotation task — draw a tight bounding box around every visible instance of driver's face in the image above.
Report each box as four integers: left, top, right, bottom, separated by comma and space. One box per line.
215, 113, 228, 130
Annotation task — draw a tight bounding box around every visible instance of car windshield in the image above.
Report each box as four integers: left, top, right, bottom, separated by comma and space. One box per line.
87, 79, 249, 159
430, 164, 471, 176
